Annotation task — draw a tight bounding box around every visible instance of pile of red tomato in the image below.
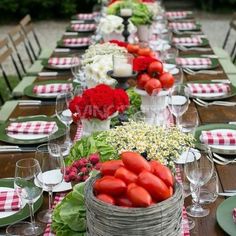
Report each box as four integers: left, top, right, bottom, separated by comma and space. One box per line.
137, 61, 175, 96
93, 151, 174, 208
126, 43, 175, 95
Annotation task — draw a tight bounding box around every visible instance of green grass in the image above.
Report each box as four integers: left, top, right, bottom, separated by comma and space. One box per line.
0, 75, 19, 104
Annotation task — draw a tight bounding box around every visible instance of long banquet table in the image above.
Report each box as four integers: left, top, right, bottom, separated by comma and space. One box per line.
0, 11, 235, 236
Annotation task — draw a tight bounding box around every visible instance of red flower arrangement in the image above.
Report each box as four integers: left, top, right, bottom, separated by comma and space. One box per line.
69, 84, 130, 122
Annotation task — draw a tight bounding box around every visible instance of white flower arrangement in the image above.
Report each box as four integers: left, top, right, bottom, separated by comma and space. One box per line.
97, 15, 137, 36
82, 42, 127, 65
84, 54, 116, 87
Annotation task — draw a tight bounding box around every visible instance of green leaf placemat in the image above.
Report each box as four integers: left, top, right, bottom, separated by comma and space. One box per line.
0, 178, 43, 227
0, 116, 66, 145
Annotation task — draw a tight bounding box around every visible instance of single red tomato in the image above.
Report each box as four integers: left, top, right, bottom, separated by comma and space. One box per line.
127, 184, 152, 207
120, 151, 151, 174
159, 72, 175, 89
96, 194, 115, 205
114, 167, 138, 184
94, 176, 119, 194
137, 73, 151, 89
127, 44, 139, 54
144, 78, 162, 95
138, 48, 151, 56
150, 160, 174, 187
98, 176, 126, 197
138, 170, 171, 201
100, 160, 124, 176
116, 195, 133, 207
147, 61, 163, 76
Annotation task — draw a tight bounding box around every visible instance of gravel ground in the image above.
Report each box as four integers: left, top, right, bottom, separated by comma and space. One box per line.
0, 11, 234, 73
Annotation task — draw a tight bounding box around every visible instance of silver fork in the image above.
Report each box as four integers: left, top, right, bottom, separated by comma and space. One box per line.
173, 30, 203, 35
183, 68, 223, 75
213, 153, 236, 165
193, 98, 236, 107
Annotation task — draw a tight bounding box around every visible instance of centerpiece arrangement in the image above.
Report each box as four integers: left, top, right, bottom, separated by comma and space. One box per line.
97, 14, 137, 42
69, 84, 130, 136
67, 121, 194, 170
107, 0, 153, 42
82, 42, 127, 87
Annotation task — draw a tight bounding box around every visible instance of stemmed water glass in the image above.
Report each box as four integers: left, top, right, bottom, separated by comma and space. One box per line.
184, 144, 214, 217
56, 91, 73, 149
179, 109, 199, 134
35, 143, 65, 223
12, 158, 44, 235
168, 84, 190, 128
71, 55, 86, 87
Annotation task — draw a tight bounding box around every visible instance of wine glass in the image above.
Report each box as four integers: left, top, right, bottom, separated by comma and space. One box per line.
56, 92, 73, 149
184, 144, 214, 217
12, 158, 44, 235
179, 166, 195, 230
179, 109, 199, 134
191, 170, 219, 205
168, 84, 190, 128
35, 143, 65, 223
71, 54, 86, 87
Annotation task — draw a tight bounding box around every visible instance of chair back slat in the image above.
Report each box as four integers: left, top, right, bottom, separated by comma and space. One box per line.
20, 15, 42, 58
8, 25, 26, 48
0, 37, 23, 81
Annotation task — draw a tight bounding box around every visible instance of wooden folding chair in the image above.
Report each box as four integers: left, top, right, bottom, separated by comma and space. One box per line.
20, 15, 53, 60
0, 37, 37, 100
222, 12, 236, 63
213, 13, 236, 61
8, 25, 33, 74
8, 25, 43, 75
0, 38, 22, 91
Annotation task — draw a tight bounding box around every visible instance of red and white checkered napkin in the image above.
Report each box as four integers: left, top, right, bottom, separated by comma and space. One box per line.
169, 22, 197, 30
188, 83, 230, 94
6, 121, 57, 134
76, 13, 94, 20
176, 57, 212, 69
63, 37, 90, 45
48, 57, 73, 66
200, 130, 236, 145
33, 83, 73, 94
71, 24, 96, 31
166, 11, 191, 19
172, 37, 202, 46
0, 190, 21, 212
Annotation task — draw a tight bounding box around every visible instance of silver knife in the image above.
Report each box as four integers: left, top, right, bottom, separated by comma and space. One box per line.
218, 192, 236, 197
0, 146, 37, 153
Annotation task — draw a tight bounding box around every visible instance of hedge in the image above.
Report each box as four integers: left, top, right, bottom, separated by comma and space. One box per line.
0, 0, 98, 21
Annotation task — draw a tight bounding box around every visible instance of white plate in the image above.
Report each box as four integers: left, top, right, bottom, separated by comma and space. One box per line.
7, 123, 58, 140
34, 169, 72, 193
175, 148, 201, 164
0, 187, 25, 219
63, 44, 89, 48
182, 65, 211, 70
202, 129, 236, 153
50, 64, 73, 69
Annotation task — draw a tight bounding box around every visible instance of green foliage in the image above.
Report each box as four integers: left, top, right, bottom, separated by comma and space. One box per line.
65, 133, 118, 165
52, 183, 86, 236
107, 1, 153, 25
0, 0, 97, 21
